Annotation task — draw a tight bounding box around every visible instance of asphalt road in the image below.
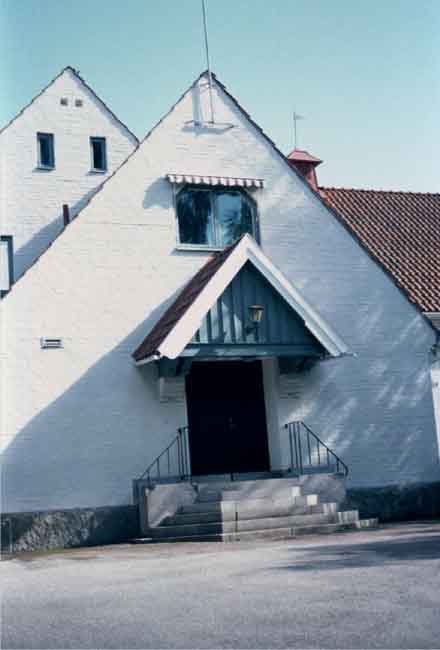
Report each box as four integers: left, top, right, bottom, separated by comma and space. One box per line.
2, 522, 440, 649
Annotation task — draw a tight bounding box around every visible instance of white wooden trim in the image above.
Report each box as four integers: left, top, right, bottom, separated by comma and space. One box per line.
157, 234, 350, 360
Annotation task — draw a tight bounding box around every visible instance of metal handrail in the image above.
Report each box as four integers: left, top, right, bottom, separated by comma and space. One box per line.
139, 421, 347, 485
139, 426, 190, 484
285, 420, 349, 477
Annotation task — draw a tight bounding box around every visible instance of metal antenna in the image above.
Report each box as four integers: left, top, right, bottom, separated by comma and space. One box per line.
293, 111, 304, 149
201, 0, 215, 123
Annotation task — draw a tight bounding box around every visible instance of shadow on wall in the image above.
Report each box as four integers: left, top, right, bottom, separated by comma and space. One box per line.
278, 288, 439, 487
1, 289, 187, 514
143, 178, 173, 210
1, 266, 439, 516
14, 187, 101, 280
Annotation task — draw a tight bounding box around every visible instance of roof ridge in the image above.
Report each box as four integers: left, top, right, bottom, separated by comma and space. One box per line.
1, 66, 69, 135
320, 186, 440, 197
209, 73, 316, 193
0, 65, 139, 142
2, 70, 211, 299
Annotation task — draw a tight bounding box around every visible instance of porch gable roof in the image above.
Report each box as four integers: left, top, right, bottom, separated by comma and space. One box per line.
132, 235, 350, 364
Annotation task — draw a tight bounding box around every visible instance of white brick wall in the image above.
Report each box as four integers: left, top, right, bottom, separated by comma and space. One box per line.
1, 74, 439, 513
0, 68, 137, 281
432, 361, 440, 453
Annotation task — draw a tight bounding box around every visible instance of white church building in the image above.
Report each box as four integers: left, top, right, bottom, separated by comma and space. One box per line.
1, 68, 439, 550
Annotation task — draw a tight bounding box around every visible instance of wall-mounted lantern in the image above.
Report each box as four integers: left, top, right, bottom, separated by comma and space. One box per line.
246, 304, 264, 334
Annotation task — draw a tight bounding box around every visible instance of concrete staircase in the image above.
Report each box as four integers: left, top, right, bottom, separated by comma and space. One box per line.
136, 477, 378, 543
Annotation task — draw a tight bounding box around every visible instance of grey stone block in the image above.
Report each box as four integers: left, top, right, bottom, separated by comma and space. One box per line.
300, 474, 347, 503
1, 505, 139, 553
344, 481, 440, 522
137, 481, 198, 532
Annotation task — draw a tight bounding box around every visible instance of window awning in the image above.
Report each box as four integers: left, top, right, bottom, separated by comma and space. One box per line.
166, 174, 264, 189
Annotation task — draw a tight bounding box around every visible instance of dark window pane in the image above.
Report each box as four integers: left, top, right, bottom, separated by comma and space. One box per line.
216, 191, 253, 246
91, 138, 106, 170
177, 190, 214, 245
38, 134, 54, 168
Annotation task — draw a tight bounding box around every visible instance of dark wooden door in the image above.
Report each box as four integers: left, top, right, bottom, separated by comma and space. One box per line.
185, 360, 270, 476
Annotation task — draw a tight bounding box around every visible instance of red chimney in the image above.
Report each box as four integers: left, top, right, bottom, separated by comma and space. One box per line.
287, 149, 322, 192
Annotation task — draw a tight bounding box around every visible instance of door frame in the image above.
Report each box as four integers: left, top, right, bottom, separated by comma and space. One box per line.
261, 357, 282, 472
184, 359, 273, 477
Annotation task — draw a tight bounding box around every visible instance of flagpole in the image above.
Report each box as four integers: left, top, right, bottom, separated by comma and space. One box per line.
293, 111, 304, 149
201, 0, 215, 124
294, 112, 297, 149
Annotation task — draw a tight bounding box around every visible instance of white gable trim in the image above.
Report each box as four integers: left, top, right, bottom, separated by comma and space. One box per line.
151, 234, 350, 362
0, 66, 139, 144
425, 312, 440, 331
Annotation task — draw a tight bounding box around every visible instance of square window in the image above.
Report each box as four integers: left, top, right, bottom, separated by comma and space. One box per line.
90, 137, 107, 172
37, 133, 55, 169
176, 187, 256, 248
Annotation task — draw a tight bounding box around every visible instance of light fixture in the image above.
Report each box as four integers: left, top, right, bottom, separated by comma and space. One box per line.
245, 305, 264, 334
249, 305, 264, 323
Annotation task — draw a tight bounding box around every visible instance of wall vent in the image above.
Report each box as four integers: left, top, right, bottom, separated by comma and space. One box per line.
40, 338, 63, 349
74, 99, 83, 107
60, 97, 68, 106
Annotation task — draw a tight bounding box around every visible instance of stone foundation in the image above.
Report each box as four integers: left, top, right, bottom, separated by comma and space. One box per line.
345, 481, 440, 522
1, 505, 139, 554
3, 481, 440, 553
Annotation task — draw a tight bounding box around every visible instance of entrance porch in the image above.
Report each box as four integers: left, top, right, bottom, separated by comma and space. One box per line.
131, 235, 361, 540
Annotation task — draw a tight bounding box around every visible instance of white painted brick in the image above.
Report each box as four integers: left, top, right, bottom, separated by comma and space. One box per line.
1, 75, 439, 513
0, 68, 137, 280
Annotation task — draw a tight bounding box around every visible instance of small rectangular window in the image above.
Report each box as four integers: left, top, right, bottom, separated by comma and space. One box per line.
0, 236, 14, 297
90, 137, 107, 172
37, 133, 55, 169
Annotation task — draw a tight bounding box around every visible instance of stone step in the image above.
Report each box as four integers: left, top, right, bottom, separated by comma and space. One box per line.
166, 501, 339, 526
292, 494, 319, 508
195, 477, 302, 503
138, 521, 363, 544
197, 486, 302, 502
179, 493, 320, 516
190, 471, 285, 483
355, 518, 379, 529
149, 510, 360, 539
197, 489, 302, 502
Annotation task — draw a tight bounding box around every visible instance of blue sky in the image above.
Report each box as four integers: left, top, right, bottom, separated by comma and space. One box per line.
1, 0, 438, 191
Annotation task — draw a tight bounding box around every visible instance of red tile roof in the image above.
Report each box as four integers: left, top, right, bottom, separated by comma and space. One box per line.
287, 149, 322, 165
320, 187, 440, 313
132, 238, 242, 362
